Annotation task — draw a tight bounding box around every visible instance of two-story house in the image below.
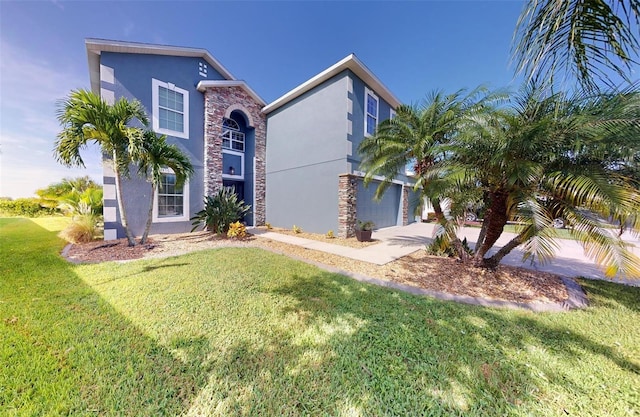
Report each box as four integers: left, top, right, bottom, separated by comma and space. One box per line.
263, 54, 419, 237
87, 39, 266, 240
85, 39, 417, 240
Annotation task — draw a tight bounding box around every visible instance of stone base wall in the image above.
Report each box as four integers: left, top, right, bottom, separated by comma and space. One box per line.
338, 174, 358, 238
203, 87, 266, 225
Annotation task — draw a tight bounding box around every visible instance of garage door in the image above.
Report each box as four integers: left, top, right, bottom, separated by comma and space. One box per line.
356, 180, 401, 229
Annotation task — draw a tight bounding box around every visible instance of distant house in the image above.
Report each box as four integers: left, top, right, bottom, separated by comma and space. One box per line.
86, 39, 417, 240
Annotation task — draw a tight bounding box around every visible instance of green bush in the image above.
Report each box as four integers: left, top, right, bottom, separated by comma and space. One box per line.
427, 235, 473, 258
191, 187, 251, 235
0, 198, 58, 217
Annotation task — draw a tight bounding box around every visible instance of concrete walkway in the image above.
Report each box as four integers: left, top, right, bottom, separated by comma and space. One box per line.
252, 223, 640, 286
251, 227, 428, 265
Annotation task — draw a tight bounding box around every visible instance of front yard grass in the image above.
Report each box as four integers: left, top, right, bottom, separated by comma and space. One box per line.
1, 217, 639, 416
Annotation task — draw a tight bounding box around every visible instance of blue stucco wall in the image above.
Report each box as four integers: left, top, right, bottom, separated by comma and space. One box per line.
100, 52, 225, 237
266, 72, 350, 233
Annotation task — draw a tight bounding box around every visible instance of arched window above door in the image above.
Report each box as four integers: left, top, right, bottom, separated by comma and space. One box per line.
222, 117, 245, 152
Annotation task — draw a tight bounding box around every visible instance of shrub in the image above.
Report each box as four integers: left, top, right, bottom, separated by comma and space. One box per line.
292, 225, 302, 234
191, 187, 251, 235
356, 220, 375, 231
59, 214, 99, 244
426, 236, 473, 258
0, 198, 58, 217
326, 230, 335, 239
227, 221, 247, 239
265, 222, 273, 230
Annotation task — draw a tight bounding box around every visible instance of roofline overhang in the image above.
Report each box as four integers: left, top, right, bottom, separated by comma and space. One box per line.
196, 80, 266, 106
85, 38, 236, 94
262, 53, 401, 114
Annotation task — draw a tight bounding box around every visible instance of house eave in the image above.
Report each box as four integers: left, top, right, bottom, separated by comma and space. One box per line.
86, 38, 236, 94
196, 80, 266, 106
262, 53, 401, 114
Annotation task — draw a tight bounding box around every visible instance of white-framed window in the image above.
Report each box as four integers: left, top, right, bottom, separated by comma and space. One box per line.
222, 149, 245, 180
365, 87, 378, 136
152, 168, 190, 223
222, 118, 245, 152
390, 108, 396, 119
152, 79, 189, 139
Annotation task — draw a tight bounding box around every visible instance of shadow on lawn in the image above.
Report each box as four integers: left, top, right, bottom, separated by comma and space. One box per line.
578, 278, 640, 313
5, 219, 636, 416
254, 268, 639, 415
0, 219, 208, 416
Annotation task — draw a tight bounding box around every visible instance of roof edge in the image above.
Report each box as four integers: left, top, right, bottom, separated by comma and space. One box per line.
262, 54, 401, 114
196, 80, 266, 106
85, 38, 236, 94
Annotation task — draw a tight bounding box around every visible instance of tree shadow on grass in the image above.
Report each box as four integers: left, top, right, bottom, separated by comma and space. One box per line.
577, 278, 640, 313
255, 267, 640, 415
0, 219, 209, 416
6, 220, 636, 416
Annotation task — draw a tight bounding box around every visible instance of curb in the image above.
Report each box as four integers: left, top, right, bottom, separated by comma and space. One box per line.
60, 243, 84, 265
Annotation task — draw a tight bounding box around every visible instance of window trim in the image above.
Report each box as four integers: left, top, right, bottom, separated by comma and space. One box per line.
222, 118, 245, 152
152, 78, 189, 139
152, 168, 190, 223
364, 87, 379, 137
390, 108, 396, 119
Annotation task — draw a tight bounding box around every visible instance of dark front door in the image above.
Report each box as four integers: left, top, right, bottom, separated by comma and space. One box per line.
223, 180, 244, 199
223, 180, 246, 223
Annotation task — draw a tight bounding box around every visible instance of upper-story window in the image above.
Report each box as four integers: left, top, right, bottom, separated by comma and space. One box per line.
365, 87, 378, 136
152, 79, 189, 139
390, 108, 397, 119
222, 118, 245, 152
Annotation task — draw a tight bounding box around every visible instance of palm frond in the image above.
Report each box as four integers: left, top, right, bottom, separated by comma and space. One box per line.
513, 0, 640, 91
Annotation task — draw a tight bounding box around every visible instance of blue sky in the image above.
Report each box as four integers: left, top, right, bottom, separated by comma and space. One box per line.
0, 0, 526, 198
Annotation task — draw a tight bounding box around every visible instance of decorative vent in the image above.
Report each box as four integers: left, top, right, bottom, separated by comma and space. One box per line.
199, 62, 208, 78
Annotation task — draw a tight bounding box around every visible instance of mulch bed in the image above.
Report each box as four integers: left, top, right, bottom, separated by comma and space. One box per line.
63, 231, 569, 305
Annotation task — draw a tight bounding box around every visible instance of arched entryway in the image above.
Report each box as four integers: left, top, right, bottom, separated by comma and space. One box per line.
221, 110, 256, 225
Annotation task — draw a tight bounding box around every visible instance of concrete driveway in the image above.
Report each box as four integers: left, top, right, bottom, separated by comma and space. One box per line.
374, 222, 640, 286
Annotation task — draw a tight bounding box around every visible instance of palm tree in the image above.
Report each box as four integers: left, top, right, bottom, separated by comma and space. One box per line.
55, 89, 148, 246
513, 0, 640, 91
441, 84, 640, 276
137, 131, 194, 244
359, 88, 497, 257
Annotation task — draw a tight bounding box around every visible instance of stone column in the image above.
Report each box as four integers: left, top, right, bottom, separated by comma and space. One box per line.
338, 174, 358, 238
253, 113, 266, 226
203, 90, 224, 196
402, 185, 410, 225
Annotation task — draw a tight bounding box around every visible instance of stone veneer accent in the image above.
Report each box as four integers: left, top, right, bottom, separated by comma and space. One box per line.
338, 174, 358, 238
203, 86, 266, 225
402, 186, 409, 226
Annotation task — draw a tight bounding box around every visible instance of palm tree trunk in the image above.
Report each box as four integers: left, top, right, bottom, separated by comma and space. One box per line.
431, 198, 445, 224
475, 219, 489, 255
481, 232, 526, 269
431, 197, 470, 261
473, 190, 508, 262
140, 185, 155, 244
113, 154, 136, 246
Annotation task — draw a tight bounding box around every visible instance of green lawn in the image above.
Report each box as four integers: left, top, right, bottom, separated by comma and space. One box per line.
463, 222, 576, 240
1, 217, 639, 416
